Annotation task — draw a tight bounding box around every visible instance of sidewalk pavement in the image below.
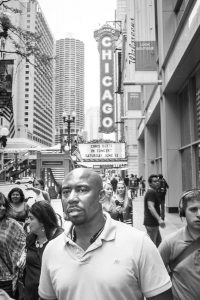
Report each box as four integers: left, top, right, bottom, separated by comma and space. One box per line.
133, 195, 186, 239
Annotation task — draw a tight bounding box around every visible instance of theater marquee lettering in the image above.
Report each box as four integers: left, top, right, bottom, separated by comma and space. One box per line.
79, 143, 126, 160
94, 25, 120, 133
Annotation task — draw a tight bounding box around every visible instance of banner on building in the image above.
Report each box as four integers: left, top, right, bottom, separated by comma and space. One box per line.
135, 41, 157, 71
0, 60, 15, 137
128, 92, 141, 110
94, 25, 120, 133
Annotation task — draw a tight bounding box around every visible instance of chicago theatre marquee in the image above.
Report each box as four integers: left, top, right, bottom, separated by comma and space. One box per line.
94, 24, 120, 134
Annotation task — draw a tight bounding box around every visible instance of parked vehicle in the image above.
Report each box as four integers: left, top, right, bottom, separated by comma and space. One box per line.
15, 177, 34, 184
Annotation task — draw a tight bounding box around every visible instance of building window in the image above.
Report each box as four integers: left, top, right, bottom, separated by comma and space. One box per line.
27, 2, 30, 12
25, 88, 29, 92
180, 86, 190, 146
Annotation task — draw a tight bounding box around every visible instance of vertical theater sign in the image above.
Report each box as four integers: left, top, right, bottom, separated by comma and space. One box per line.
94, 24, 120, 133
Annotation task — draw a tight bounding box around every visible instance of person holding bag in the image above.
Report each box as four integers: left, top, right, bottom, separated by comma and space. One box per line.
159, 189, 200, 300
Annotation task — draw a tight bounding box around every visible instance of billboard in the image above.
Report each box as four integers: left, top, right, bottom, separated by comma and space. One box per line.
94, 25, 120, 133
79, 143, 125, 160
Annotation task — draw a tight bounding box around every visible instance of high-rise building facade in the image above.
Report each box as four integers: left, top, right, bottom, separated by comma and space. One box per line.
85, 107, 103, 141
138, 1, 200, 211
55, 37, 84, 144
1, 0, 55, 147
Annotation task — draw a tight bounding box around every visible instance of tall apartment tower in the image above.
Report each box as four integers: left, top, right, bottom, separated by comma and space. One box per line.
55, 37, 85, 144
1, 0, 55, 147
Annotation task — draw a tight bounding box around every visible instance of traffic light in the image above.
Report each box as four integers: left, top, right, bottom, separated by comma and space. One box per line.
0, 136, 7, 147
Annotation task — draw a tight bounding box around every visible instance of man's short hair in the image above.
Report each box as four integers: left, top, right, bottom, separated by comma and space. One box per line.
180, 189, 200, 212
148, 174, 158, 184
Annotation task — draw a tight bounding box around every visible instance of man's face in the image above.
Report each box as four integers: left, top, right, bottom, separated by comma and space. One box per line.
150, 177, 159, 190
185, 200, 200, 231
62, 170, 103, 225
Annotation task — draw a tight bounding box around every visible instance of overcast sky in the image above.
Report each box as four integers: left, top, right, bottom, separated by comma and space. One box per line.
38, 0, 116, 111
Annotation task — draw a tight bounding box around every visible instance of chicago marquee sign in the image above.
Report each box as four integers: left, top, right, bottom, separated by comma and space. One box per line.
94, 25, 120, 133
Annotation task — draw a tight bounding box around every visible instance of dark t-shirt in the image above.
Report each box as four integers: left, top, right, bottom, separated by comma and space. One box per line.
143, 188, 160, 227
124, 177, 129, 187
24, 227, 64, 300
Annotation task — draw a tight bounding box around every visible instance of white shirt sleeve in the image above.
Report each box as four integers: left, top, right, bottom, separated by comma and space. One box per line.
138, 235, 172, 298
39, 246, 57, 300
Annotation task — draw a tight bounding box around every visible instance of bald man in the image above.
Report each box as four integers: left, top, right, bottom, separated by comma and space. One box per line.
39, 168, 173, 300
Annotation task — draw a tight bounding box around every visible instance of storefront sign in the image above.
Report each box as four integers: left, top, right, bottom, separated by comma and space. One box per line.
135, 41, 156, 71
128, 18, 136, 65
128, 92, 141, 110
94, 25, 120, 133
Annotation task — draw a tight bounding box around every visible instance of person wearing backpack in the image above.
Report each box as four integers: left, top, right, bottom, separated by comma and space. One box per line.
158, 189, 200, 300
157, 174, 169, 220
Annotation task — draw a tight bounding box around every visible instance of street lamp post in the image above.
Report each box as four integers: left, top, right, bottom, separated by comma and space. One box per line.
0, 127, 9, 181
62, 111, 76, 153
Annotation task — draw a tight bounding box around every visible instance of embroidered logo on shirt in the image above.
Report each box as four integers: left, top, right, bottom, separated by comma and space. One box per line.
114, 259, 120, 264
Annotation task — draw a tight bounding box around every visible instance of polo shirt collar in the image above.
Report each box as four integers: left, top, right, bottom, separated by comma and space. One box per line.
100, 212, 116, 241
63, 212, 116, 244
184, 226, 196, 242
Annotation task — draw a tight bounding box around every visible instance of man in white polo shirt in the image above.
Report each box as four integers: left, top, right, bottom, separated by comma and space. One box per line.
39, 168, 172, 300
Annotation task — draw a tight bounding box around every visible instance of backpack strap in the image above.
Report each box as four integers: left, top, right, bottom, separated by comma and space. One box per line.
169, 236, 200, 273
